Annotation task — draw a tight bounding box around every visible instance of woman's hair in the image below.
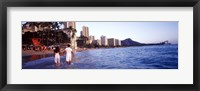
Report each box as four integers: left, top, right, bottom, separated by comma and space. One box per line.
67, 44, 70, 47
54, 47, 60, 53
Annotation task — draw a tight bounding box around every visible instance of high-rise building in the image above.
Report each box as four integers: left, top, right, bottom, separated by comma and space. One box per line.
119, 40, 121, 46
63, 22, 77, 49
115, 39, 121, 46
64, 22, 76, 29
89, 36, 95, 44
97, 39, 101, 45
115, 39, 119, 46
93, 39, 101, 46
108, 38, 115, 47
89, 36, 95, 40
68, 22, 76, 29
101, 35, 108, 46
82, 26, 89, 38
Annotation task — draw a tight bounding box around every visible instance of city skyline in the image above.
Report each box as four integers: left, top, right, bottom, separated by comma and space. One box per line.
21, 21, 178, 44
76, 22, 178, 44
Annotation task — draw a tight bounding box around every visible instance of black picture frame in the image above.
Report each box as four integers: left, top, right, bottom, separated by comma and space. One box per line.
0, 0, 199, 91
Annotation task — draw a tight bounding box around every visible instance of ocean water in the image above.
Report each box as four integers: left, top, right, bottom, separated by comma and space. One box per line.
22, 44, 178, 69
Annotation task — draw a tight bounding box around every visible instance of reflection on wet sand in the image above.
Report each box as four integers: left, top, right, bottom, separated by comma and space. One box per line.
22, 52, 79, 69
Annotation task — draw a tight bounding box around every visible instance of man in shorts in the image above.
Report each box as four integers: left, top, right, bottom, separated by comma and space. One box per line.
65, 44, 72, 64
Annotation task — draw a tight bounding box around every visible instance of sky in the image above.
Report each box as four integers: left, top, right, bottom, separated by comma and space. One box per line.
76, 22, 178, 44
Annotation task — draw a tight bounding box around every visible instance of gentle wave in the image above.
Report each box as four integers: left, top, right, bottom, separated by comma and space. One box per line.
22, 44, 178, 69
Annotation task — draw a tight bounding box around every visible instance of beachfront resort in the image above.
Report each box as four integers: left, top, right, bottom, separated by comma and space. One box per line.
22, 22, 124, 56
22, 22, 171, 56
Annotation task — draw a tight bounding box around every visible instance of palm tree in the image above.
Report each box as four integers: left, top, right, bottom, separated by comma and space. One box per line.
22, 22, 67, 46
65, 26, 77, 38
62, 26, 77, 48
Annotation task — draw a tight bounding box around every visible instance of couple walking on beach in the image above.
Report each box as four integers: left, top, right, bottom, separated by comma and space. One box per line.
54, 44, 73, 65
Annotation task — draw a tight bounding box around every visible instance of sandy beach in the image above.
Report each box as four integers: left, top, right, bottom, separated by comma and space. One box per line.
22, 50, 54, 56
22, 47, 98, 57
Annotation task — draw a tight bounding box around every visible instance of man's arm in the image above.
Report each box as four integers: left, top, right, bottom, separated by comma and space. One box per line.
71, 49, 74, 54
62, 49, 66, 54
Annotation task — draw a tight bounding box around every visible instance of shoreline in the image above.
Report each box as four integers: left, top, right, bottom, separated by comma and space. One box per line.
22, 44, 173, 57
22, 50, 54, 57
22, 48, 97, 57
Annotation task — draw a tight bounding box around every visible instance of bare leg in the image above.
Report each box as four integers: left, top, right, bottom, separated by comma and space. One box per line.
58, 56, 60, 64
66, 61, 69, 64
54, 56, 57, 64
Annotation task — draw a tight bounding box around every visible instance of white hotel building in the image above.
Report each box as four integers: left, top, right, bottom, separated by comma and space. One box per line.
101, 35, 108, 46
